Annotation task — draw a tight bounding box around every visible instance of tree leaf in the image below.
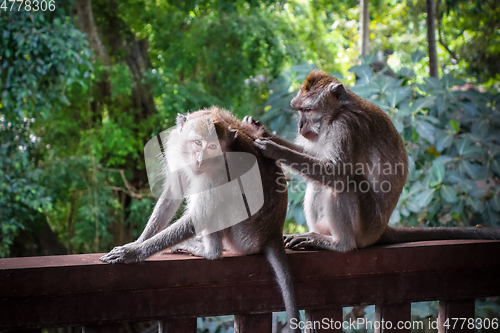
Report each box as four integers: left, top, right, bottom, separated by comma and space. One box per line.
406, 200, 421, 213
440, 185, 458, 203
415, 188, 435, 207
489, 196, 500, 212
455, 138, 470, 155
413, 120, 436, 144
430, 160, 445, 185
490, 158, 500, 177
412, 96, 437, 112
449, 120, 460, 134
423, 77, 443, 90
398, 68, 415, 78
436, 132, 454, 152
460, 160, 481, 178
450, 198, 464, 216
411, 50, 426, 63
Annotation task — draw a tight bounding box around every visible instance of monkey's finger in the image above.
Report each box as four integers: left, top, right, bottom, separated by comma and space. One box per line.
287, 236, 311, 248
289, 240, 311, 250
283, 234, 296, 246
290, 241, 317, 251
254, 141, 266, 150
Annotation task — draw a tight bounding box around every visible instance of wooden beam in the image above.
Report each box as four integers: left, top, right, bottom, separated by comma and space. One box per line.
0, 240, 499, 330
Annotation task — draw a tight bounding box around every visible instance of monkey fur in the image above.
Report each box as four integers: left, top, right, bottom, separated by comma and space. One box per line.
246, 70, 500, 251
100, 107, 299, 331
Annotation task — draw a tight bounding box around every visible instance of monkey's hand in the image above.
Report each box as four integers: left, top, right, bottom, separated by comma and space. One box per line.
99, 242, 146, 264
254, 138, 280, 159
242, 116, 271, 138
284, 232, 334, 251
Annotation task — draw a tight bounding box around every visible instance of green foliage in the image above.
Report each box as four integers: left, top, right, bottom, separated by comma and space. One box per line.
437, 0, 500, 85
263, 55, 500, 230
111, 0, 346, 117
197, 316, 234, 333
0, 10, 91, 257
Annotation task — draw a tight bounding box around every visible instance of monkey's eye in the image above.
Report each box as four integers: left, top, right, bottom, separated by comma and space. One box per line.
194, 140, 202, 146
303, 108, 312, 112
208, 143, 218, 150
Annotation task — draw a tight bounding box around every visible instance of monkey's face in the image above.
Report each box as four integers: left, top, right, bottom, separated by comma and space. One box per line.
296, 109, 322, 141
185, 134, 224, 176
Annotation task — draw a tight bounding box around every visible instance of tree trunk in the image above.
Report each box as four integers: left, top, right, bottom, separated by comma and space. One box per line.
359, 0, 370, 57
73, 0, 158, 246
73, 0, 110, 66
426, 0, 439, 77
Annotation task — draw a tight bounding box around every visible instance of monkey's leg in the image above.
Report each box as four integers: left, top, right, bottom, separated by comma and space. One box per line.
285, 191, 358, 252
171, 232, 223, 260
284, 182, 322, 241
100, 215, 196, 264
170, 236, 203, 254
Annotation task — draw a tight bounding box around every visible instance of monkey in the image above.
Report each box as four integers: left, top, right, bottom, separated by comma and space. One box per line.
100, 107, 300, 332
243, 70, 500, 252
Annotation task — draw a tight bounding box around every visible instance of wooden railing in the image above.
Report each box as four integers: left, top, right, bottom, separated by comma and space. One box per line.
1, 240, 499, 333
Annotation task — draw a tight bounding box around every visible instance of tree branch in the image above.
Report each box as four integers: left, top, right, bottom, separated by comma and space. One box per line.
436, 1, 458, 61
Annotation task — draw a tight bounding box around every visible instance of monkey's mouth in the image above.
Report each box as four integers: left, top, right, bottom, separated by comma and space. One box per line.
301, 131, 318, 141
192, 162, 206, 175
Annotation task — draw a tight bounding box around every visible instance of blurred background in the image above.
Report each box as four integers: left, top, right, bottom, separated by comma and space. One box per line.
1, 0, 499, 331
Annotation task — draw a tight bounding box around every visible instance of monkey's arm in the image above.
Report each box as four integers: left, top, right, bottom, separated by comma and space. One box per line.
242, 116, 303, 153
100, 214, 196, 263
136, 176, 184, 243
255, 139, 346, 184
267, 135, 304, 153
137, 196, 182, 243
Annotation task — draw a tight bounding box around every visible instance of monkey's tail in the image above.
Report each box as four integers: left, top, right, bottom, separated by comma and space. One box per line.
264, 242, 300, 333
377, 226, 500, 245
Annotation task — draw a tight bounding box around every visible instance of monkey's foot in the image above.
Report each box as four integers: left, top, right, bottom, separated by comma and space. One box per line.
100, 242, 144, 264
168, 248, 194, 256
169, 239, 204, 257
284, 232, 335, 251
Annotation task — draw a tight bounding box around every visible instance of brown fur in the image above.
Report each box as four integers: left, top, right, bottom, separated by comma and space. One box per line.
250, 70, 500, 251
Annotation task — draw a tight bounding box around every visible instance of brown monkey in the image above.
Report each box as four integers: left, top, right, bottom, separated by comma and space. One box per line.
100, 107, 299, 331
244, 70, 500, 251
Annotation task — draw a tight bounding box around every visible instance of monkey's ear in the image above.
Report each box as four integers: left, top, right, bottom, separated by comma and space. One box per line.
329, 83, 347, 100
176, 113, 187, 129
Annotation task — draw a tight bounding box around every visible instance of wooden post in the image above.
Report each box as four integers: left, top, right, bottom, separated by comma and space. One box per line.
158, 318, 196, 333
234, 313, 272, 333
305, 307, 343, 332
375, 302, 411, 333
438, 300, 475, 333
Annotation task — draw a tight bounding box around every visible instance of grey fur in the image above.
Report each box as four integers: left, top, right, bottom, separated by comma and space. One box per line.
250, 71, 500, 252
101, 108, 300, 332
